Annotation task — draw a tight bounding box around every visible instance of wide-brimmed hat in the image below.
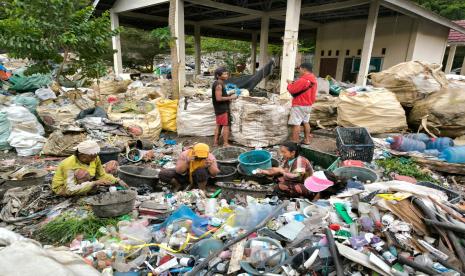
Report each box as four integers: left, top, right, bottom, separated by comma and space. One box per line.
304, 171, 334, 192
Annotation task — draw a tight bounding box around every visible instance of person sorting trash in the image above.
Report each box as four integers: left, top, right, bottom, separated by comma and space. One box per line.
286, 63, 318, 144
159, 143, 220, 192
212, 67, 237, 147
255, 142, 314, 198
52, 140, 128, 196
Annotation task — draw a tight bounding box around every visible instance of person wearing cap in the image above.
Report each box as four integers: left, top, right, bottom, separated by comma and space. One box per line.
159, 143, 220, 191
286, 63, 318, 144
52, 140, 127, 196
212, 67, 237, 147
256, 141, 314, 198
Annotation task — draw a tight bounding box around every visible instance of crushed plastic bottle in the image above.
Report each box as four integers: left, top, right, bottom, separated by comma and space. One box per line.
387, 136, 426, 152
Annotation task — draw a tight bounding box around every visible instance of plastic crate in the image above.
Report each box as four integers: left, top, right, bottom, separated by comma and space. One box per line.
417, 182, 461, 204
336, 127, 374, 162
299, 146, 340, 171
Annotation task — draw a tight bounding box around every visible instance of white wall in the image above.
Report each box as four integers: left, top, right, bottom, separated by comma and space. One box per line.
313, 15, 449, 80
410, 20, 449, 64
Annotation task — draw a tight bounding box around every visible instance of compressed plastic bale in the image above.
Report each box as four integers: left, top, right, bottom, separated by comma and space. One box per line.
177, 97, 216, 137
230, 96, 291, 147
409, 83, 465, 138
155, 98, 178, 132
337, 89, 408, 134
370, 61, 448, 107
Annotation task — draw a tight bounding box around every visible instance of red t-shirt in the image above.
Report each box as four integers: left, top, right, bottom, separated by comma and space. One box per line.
287, 72, 318, 107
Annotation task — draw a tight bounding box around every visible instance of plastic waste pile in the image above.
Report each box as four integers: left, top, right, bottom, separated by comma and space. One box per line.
13, 172, 465, 276
386, 134, 465, 164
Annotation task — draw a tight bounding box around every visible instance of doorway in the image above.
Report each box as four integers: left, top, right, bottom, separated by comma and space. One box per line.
319, 58, 338, 78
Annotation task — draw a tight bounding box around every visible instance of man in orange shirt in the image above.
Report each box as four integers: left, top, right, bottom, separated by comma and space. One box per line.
286, 63, 318, 144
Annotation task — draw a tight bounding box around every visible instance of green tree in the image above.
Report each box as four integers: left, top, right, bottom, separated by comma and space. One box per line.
0, 0, 118, 81
122, 27, 167, 72
413, 0, 465, 20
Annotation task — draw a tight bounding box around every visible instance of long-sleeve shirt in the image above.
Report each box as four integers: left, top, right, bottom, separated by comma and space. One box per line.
52, 155, 117, 196
287, 72, 318, 107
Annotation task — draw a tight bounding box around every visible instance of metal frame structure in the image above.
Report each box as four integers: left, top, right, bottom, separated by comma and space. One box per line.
95, 0, 465, 92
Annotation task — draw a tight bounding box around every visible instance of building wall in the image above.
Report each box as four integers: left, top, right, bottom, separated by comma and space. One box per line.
410, 20, 449, 64
313, 15, 449, 81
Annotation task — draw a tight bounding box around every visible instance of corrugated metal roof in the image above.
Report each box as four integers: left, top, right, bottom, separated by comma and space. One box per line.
449, 20, 465, 43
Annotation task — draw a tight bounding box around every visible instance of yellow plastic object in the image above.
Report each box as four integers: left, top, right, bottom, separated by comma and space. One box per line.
156, 99, 178, 132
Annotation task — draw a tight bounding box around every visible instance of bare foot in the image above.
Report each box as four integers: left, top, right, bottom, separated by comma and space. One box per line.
213, 143, 219, 147
303, 140, 312, 145
223, 144, 231, 147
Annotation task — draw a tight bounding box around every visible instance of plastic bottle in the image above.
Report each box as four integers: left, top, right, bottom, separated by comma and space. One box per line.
404, 133, 430, 143
440, 146, 465, 164
426, 137, 454, 151
386, 136, 426, 152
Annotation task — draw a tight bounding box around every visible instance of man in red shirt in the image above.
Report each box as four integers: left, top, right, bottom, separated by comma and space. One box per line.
286, 63, 318, 144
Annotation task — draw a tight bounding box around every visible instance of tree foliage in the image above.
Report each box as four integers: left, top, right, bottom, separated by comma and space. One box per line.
122, 27, 167, 71
0, 0, 118, 80
413, 0, 465, 20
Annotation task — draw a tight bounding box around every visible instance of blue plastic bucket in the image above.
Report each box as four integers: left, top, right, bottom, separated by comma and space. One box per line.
238, 150, 272, 176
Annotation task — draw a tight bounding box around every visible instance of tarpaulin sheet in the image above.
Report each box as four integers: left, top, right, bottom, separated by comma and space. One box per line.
227, 60, 274, 91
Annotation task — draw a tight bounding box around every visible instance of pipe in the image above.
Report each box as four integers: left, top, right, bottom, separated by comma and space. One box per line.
397, 255, 437, 275
325, 228, 344, 276
424, 219, 465, 234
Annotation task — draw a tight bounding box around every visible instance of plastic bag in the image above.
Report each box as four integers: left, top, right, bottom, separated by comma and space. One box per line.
0, 111, 11, 150
234, 203, 274, 231
6, 106, 46, 156
0, 228, 100, 276
118, 220, 152, 246
37, 103, 82, 130
371, 61, 448, 107
108, 100, 162, 141
7, 69, 52, 92
156, 99, 178, 132
177, 97, 216, 137
337, 89, 408, 134
13, 96, 39, 114
230, 96, 290, 147
152, 205, 209, 235
35, 87, 57, 101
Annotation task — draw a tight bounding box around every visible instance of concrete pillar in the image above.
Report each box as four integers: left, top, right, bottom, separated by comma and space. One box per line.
313, 27, 322, 76
251, 32, 257, 74
194, 24, 201, 76
110, 9, 123, 76
461, 51, 465, 76
356, 0, 380, 86
258, 15, 269, 88
445, 45, 457, 74
279, 0, 301, 98
175, 0, 186, 87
